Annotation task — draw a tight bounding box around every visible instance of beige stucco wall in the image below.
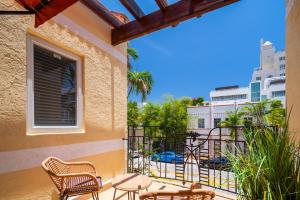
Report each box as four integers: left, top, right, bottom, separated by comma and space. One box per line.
0, 0, 127, 199
286, 0, 300, 141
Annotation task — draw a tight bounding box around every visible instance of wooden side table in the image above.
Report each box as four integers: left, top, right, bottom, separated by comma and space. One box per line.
112, 173, 152, 200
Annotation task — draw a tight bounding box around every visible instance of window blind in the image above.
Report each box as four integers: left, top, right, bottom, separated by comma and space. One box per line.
34, 45, 77, 126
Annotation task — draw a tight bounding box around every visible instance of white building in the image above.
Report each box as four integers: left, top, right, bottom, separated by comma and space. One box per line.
188, 40, 285, 132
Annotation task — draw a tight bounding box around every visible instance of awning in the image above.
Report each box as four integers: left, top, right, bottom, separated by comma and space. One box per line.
17, 0, 78, 27
12, 0, 239, 45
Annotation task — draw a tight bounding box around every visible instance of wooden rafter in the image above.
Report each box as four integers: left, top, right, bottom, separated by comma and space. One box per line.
119, 0, 145, 20
80, 0, 123, 28
155, 0, 168, 11
112, 0, 239, 45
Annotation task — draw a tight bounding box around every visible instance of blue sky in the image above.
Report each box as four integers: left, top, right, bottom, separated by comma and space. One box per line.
102, 0, 286, 102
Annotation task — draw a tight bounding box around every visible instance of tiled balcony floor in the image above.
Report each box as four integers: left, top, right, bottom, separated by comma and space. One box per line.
76, 179, 236, 200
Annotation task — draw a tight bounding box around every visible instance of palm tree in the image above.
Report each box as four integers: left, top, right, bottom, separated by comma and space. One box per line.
243, 101, 269, 126
128, 70, 153, 102
127, 47, 154, 102
127, 47, 139, 70
220, 108, 244, 138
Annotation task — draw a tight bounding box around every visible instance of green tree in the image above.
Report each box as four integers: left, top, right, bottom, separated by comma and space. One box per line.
127, 47, 154, 102
243, 101, 269, 126
127, 70, 154, 102
266, 100, 285, 127
140, 102, 161, 127
127, 101, 139, 127
127, 47, 139, 70
220, 108, 244, 138
192, 97, 204, 106
140, 102, 161, 137
243, 100, 285, 127
159, 96, 191, 136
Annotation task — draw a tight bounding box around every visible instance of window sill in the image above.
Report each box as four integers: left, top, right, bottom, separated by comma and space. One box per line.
26, 129, 85, 136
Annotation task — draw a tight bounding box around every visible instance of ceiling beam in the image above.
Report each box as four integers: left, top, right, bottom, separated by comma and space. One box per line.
119, 0, 145, 20
80, 0, 123, 28
112, 0, 239, 45
155, 0, 168, 11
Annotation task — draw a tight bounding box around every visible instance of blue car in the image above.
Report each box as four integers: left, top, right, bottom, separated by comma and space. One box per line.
151, 151, 184, 163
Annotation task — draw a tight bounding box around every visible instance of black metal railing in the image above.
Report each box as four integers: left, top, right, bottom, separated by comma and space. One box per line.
125, 126, 248, 193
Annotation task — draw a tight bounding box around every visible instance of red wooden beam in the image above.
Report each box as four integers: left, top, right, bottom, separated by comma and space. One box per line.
155, 0, 168, 11
81, 0, 123, 28
119, 0, 145, 20
112, 0, 239, 45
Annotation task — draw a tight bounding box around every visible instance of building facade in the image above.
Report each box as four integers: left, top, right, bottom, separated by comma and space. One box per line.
188, 40, 286, 132
286, 0, 300, 141
0, 1, 127, 199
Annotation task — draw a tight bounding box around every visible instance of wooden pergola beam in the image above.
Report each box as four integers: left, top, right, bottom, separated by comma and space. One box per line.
112, 0, 239, 45
155, 0, 168, 11
119, 0, 145, 20
80, 0, 123, 28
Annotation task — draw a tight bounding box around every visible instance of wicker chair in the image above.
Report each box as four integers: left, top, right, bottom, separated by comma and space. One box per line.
139, 188, 215, 200
41, 157, 102, 200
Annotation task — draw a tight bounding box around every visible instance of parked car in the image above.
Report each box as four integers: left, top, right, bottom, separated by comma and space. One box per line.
151, 151, 184, 163
202, 156, 230, 170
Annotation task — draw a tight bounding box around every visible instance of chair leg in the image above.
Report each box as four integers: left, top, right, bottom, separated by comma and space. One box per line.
92, 192, 99, 200
113, 189, 117, 200
60, 195, 68, 200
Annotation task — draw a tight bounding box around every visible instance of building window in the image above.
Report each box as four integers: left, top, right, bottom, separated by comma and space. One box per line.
280, 73, 286, 77
261, 95, 267, 100
211, 94, 247, 102
251, 82, 261, 102
27, 35, 83, 134
280, 64, 285, 70
256, 76, 261, 81
279, 56, 285, 61
214, 118, 221, 128
272, 91, 285, 98
198, 118, 205, 128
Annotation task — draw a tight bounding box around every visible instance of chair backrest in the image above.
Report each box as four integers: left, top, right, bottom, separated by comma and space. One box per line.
139, 189, 215, 200
41, 157, 68, 192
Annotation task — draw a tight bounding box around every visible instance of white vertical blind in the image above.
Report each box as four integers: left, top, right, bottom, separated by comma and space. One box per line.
34, 45, 77, 126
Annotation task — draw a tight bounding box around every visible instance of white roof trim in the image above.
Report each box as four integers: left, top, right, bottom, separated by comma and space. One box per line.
53, 14, 127, 65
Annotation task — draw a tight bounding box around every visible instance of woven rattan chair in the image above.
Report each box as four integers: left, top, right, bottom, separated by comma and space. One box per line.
42, 157, 102, 200
139, 188, 215, 200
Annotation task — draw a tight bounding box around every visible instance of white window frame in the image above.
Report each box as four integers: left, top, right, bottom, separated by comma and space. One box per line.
26, 35, 83, 135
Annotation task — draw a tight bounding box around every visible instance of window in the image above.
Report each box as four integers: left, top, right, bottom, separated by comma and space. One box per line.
214, 118, 221, 128
280, 64, 285, 70
256, 76, 261, 81
27, 35, 83, 134
272, 91, 285, 97
198, 118, 205, 128
279, 56, 285, 61
251, 82, 261, 102
261, 95, 267, 100
280, 73, 286, 77
211, 94, 247, 102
